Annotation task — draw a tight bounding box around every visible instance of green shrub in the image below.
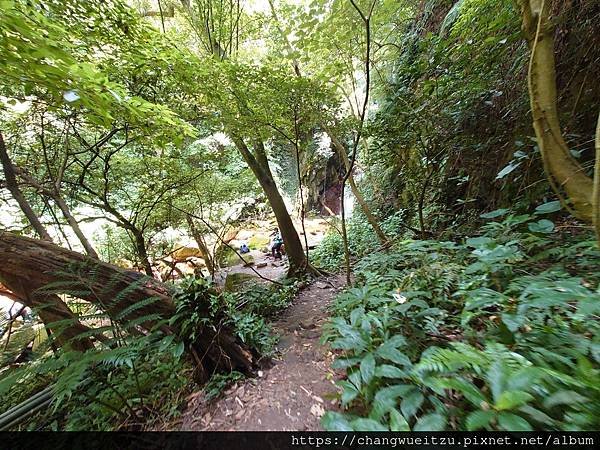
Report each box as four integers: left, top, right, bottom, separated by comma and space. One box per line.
322, 210, 600, 431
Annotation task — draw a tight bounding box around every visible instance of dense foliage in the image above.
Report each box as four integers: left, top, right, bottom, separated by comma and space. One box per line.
0, 275, 296, 430
1, 0, 599, 433
322, 208, 600, 431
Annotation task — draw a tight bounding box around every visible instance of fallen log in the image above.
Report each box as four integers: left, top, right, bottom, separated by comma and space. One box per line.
0, 232, 254, 378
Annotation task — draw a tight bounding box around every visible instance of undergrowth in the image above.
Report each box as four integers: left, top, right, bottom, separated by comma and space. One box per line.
321, 205, 600, 431
0, 276, 297, 430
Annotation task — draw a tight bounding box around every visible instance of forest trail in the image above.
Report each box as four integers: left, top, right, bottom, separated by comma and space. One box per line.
180, 275, 344, 431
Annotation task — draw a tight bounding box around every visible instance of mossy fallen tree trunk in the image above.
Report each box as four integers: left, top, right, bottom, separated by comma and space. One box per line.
0, 232, 254, 379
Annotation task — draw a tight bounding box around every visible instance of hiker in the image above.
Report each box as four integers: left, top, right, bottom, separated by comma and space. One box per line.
271, 229, 284, 259
239, 242, 250, 254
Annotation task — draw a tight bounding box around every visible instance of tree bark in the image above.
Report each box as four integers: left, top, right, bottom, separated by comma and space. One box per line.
0, 274, 96, 352
186, 214, 215, 277
519, 0, 594, 221
131, 228, 154, 278
0, 232, 254, 376
53, 196, 99, 259
0, 132, 52, 241
328, 131, 389, 245
15, 166, 100, 259
0, 132, 97, 350
232, 137, 309, 275
594, 113, 600, 244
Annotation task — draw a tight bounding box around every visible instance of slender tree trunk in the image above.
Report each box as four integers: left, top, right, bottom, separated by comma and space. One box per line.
519, 0, 594, 220
131, 228, 154, 278
54, 196, 99, 259
232, 137, 309, 275
11, 163, 99, 259
75, 198, 156, 278
593, 113, 600, 244
328, 131, 389, 245
0, 132, 52, 241
418, 167, 436, 239
186, 214, 215, 277
0, 232, 254, 377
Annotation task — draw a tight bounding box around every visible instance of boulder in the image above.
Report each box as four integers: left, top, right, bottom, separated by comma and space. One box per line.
248, 234, 270, 250
172, 246, 202, 261
219, 247, 254, 267
224, 272, 259, 292
223, 229, 239, 243
236, 230, 254, 241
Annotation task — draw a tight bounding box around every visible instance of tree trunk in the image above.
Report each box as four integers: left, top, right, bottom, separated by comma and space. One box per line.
418, 167, 436, 239
51, 196, 98, 259
594, 113, 600, 244
232, 137, 309, 275
519, 0, 594, 221
131, 228, 154, 278
328, 131, 389, 245
0, 132, 52, 241
186, 214, 215, 277
0, 274, 96, 352
0, 132, 96, 350
0, 232, 254, 376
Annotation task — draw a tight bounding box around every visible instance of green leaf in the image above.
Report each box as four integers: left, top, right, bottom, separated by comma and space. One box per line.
466, 410, 495, 431
400, 390, 424, 418
321, 412, 352, 431
386, 334, 407, 348
528, 219, 554, 233
351, 418, 388, 431
350, 307, 364, 326
331, 357, 361, 370
497, 412, 532, 431
507, 367, 544, 391
466, 236, 493, 247
434, 377, 486, 407
338, 380, 359, 405
496, 162, 520, 179
173, 342, 185, 358
360, 354, 376, 384
534, 201, 561, 214
487, 361, 507, 402
375, 364, 408, 379
374, 384, 414, 405
389, 408, 410, 431
413, 413, 447, 431
501, 313, 522, 332
377, 344, 412, 367
543, 390, 588, 409
480, 209, 509, 219
518, 405, 555, 425
348, 370, 362, 391
495, 390, 534, 410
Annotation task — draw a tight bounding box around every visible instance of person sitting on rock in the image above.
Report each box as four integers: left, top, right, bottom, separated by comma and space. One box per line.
239, 242, 250, 254
271, 229, 284, 259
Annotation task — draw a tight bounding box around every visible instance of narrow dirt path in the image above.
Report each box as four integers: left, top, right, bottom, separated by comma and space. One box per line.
180, 275, 343, 431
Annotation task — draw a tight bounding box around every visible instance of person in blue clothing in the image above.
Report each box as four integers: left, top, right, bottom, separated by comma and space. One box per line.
239, 242, 250, 254
271, 229, 284, 259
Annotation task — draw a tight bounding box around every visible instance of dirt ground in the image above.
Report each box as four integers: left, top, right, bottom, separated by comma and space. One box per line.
179, 275, 344, 431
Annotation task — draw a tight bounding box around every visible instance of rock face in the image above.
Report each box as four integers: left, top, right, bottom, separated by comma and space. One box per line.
224, 272, 259, 292
305, 148, 344, 215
